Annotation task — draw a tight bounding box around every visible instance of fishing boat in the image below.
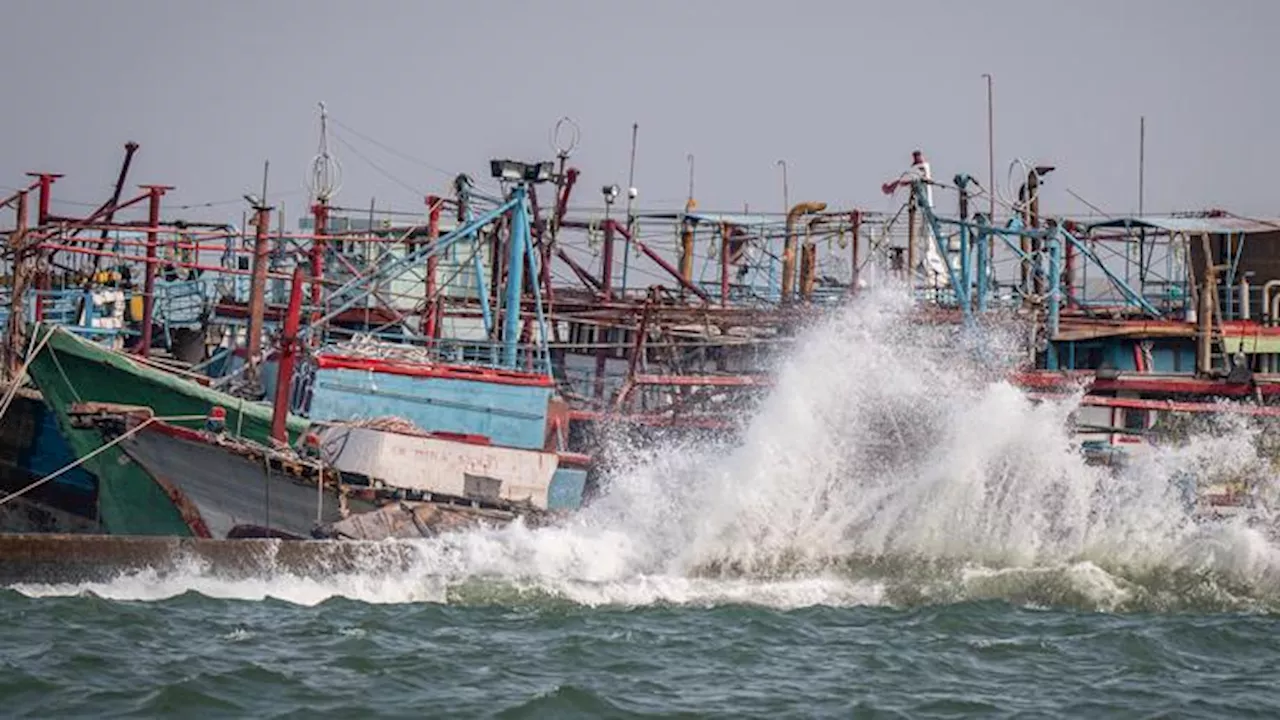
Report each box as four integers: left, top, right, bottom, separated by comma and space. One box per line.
296, 343, 590, 509
64, 402, 364, 539
18, 175, 591, 539
10, 121, 1280, 548
20, 323, 310, 535
18, 322, 586, 539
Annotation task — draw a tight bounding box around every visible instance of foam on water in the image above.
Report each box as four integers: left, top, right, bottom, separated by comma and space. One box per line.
13, 288, 1280, 612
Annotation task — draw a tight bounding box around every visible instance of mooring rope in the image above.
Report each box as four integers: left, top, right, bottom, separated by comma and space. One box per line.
0, 413, 205, 508
0, 327, 53, 426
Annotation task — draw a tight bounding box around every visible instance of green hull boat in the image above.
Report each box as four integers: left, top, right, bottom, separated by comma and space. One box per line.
24, 324, 309, 536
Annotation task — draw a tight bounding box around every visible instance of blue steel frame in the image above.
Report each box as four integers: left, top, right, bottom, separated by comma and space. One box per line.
303, 184, 546, 373
909, 180, 1159, 329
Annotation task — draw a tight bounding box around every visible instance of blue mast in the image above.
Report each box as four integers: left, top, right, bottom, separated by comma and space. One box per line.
502, 184, 528, 368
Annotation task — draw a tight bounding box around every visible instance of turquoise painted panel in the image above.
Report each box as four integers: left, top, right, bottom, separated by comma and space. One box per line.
309, 368, 551, 450
1149, 344, 1195, 373
548, 467, 588, 510
1106, 343, 1138, 372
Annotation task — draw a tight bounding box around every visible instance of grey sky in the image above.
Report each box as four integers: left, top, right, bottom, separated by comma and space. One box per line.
3, 0, 1277, 225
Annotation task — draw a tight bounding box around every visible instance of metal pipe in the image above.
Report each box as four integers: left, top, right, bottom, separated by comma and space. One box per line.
600, 218, 615, 299
720, 223, 731, 307
621, 123, 638, 292
907, 195, 918, 290
25, 174, 56, 325
245, 202, 272, 383
520, 228, 552, 375
956, 175, 972, 308
850, 210, 862, 294
74, 142, 137, 322
1047, 229, 1062, 366
556, 247, 603, 292
1241, 276, 1251, 321
1198, 233, 1216, 375
783, 202, 826, 302
35, 242, 292, 279
1262, 280, 1280, 324
800, 242, 817, 302
5, 191, 29, 377
422, 195, 442, 338
489, 219, 503, 317
614, 288, 657, 411
1028, 168, 1046, 297
679, 217, 695, 286
982, 74, 995, 233
473, 244, 492, 338
137, 185, 171, 358
594, 215, 613, 397
612, 222, 711, 302
501, 185, 528, 368
271, 266, 306, 444
26, 172, 60, 227
310, 200, 328, 340
975, 214, 989, 314
554, 168, 579, 231
528, 186, 555, 341
591, 215, 611, 397
1064, 229, 1077, 306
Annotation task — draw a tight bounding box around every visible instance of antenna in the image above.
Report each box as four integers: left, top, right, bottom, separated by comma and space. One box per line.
306, 102, 343, 203
260, 159, 270, 209
685, 153, 695, 211
621, 123, 639, 292
551, 116, 581, 160
625, 122, 639, 220
776, 159, 789, 213
1138, 115, 1145, 217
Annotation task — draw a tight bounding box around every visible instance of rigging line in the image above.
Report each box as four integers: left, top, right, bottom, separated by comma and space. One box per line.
0, 188, 100, 209
0, 329, 52, 425
173, 190, 311, 211
1063, 188, 1115, 220
327, 116, 459, 179
330, 131, 427, 198
327, 115, 505, 195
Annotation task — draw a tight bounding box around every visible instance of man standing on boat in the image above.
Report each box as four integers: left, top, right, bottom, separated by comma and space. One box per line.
882, 150, 950, 291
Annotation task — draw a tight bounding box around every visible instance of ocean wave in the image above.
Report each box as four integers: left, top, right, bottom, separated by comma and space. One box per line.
11, 288, 1280, 615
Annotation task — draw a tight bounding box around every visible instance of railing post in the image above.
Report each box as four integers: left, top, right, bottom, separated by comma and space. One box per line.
137, 184, 173, 357
272, 266, 306, 444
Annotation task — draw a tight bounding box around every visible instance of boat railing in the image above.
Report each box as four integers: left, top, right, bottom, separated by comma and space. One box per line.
0, 286, 130, 341
318, 335, 553, 376
150, 277, 211, 328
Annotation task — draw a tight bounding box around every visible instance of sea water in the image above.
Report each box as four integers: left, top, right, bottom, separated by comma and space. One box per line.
5, 289, 1280, 718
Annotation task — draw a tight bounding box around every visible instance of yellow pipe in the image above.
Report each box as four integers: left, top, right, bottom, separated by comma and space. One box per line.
782, 201, 826, 302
